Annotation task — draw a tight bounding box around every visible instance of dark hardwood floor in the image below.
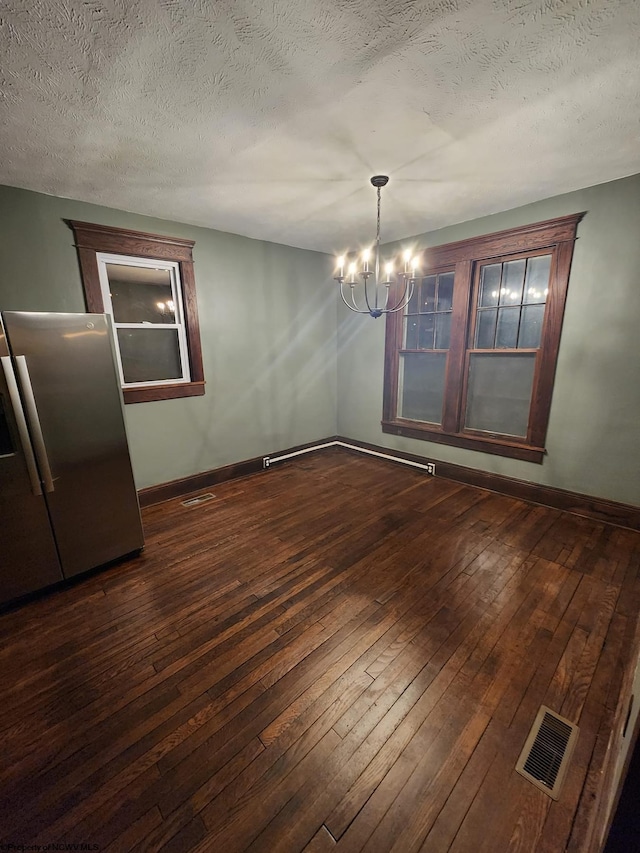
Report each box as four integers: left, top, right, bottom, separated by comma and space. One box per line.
1, 448, 639, 852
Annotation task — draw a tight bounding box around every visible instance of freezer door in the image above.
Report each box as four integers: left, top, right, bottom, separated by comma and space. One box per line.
3, 312, 144, 578
0, 322, 64, 604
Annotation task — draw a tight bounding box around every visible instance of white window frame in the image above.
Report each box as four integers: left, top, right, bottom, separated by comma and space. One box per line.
96, 252, 191, 389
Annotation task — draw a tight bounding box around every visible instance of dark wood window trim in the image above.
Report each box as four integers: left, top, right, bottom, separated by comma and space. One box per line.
68, 221, 204, 404
382, 212, 585, 463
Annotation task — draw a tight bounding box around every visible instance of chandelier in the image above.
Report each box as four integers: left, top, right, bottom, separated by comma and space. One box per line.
334, 176, 419, 319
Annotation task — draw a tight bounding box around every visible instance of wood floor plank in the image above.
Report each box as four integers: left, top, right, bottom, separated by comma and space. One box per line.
204, 728, 343, 851
303, 825, 337, 852
103, 806, 163, 853
417, 718, 503, 851
135, 737, 266, 852
370, 708, 492, 853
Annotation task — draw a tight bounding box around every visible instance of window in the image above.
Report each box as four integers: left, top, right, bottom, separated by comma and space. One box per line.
382, 213, 584, 463
68, 221, 204, 404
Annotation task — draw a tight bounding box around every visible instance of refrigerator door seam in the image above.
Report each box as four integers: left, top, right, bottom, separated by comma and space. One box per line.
14, 355, 56, 493
0, 355, 43, 496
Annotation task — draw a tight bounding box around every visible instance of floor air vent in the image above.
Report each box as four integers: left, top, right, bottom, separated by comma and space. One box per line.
515, 705, 579, 800
181, 493, 216, 507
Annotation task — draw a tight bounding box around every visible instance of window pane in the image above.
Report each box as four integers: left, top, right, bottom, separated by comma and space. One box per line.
476, 308, 497, 348
107, 264, 175, 324
479, 264, 501, 307
519, 304, 545, 348
117, 328, 183, 383
495, 306, 521, 348
404, 316, 419, 349
465, 353, 536, 437
435, 314, 451, 350
407, 281, 420, 314
437, 272, 454, 311
398, 353, 447, 425
500, 259, 525, 305
418, 314, 435, 349
524, 255, 551, 303
421, 276, 436, 313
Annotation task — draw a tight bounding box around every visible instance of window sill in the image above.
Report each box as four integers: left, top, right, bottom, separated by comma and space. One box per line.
381, 419, 545, 463
123, 380, 205, 405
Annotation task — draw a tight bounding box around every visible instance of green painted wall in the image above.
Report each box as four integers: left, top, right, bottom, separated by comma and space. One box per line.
337, 173, 640, 507
0, 185, 337, 489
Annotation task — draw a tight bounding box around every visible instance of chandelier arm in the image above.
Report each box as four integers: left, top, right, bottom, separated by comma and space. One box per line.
386, 278, 416, 313
339, 282, 371, 313
340, 282, 360, 312
382, 284, 391, 311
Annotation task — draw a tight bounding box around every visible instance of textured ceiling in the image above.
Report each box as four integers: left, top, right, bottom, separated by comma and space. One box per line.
2, 0, 640, 253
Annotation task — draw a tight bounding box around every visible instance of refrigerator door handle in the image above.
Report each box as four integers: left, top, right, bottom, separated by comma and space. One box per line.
1, 355, 44, 496
14, 355, 56, 494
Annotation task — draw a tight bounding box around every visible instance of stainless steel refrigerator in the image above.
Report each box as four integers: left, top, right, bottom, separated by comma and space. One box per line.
0, 311, 144, 605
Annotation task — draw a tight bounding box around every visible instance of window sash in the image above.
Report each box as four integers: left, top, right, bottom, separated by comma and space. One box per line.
397, 351, 448, 426
461, 350, 538, 438
96, 252, 192, 388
